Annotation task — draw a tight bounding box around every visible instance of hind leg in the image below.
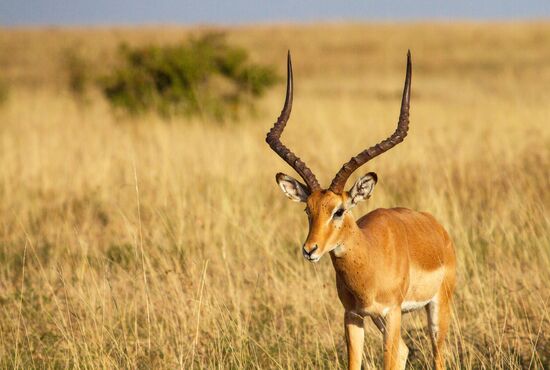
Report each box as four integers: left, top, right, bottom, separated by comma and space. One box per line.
426, 274, 455, 370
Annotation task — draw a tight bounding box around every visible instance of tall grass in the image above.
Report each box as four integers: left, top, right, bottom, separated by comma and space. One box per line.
0, 23, 548, 369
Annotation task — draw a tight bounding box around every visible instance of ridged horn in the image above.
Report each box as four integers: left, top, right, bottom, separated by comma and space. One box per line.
329, 51, 412, 194
266, 51, 320, 192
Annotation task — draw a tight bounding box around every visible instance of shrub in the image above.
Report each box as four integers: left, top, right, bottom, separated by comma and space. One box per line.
101, 33, 279, 120
62, 46, 90, 99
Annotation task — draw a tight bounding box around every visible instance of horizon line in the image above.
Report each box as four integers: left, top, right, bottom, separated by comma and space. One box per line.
2, 17, 550, 29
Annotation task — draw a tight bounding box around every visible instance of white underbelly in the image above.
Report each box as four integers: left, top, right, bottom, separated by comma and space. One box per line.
377, 297, 434, 317
400, 267, 445, 313
400, 299, 432, 313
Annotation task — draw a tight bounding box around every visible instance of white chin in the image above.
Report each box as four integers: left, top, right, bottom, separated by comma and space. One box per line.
309, 256, 321, 263
332, 244, 345, 257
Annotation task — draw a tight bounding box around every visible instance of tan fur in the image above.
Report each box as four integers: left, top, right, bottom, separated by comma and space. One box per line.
302, 190, 456, 370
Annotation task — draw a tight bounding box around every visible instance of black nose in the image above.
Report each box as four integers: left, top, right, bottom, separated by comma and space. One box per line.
303, 244, 318, 257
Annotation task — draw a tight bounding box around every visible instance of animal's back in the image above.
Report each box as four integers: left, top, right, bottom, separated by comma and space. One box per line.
358, 207, 455, 269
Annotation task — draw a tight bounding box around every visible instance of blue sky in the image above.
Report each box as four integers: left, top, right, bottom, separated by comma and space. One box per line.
1, 0, 549, 26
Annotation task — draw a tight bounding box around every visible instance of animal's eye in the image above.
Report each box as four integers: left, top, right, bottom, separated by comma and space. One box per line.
333, 208, 345, 219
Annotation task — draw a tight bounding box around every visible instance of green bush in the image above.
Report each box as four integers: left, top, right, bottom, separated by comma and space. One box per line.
62, 46, 90, 99
101, 33, 279, 120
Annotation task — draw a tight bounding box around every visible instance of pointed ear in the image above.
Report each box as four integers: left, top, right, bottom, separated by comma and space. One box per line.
346, 172, 377, 208
276, 173, 310, 202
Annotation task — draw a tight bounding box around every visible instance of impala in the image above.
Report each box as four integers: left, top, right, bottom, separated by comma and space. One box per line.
266, 51, 456, 370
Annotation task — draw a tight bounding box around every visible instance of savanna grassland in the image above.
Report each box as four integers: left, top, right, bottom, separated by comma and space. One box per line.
0, 23, 549, 369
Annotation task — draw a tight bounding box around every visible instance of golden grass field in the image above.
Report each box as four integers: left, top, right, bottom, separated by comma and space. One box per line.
0, 22, 549, 369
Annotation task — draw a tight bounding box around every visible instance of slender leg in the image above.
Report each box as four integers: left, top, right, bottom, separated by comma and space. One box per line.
425, 299, 439, 362
377, 307, 404, 370
372, 314, 408, 370
345, 311, 365, 370
426, 276, 455, 370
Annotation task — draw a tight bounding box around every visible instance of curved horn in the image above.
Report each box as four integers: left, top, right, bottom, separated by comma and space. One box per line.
329, 50, 412, 194
266, 51, 320, 192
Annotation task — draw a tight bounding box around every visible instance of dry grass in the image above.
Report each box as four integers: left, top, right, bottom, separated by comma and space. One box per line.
0, 22, 549, 369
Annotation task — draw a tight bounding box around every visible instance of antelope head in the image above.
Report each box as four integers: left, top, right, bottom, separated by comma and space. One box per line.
267, 51, 412, 262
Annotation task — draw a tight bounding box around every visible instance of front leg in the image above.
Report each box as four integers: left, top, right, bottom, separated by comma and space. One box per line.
382, 306, 403, 370
372, 315, 408, 370
344, 311, 365, 370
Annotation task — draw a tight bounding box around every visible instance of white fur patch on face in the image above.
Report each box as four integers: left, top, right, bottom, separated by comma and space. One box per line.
329, 204, 346, 225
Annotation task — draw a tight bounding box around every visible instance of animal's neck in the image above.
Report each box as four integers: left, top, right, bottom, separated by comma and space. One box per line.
329, 216, 380, 301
